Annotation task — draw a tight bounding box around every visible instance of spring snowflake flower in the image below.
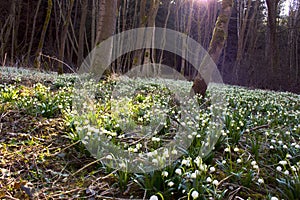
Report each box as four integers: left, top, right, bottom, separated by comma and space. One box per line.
191, 190, 199, 199
149, 195, 159, 200
212, 180, 219, 186
251, 161, 257, 166
175, 168, 182, 175
279, 160, 287, 165
234, 147, 239, 152
258, 178, 264, 184
167, 181, 174, 187
276, 166, 282, 172
271, 197, 279, 200
206, 177, 212, 182
162, 171, 168, 177
171, 149, 178, 155
182, 159, 191, 166
237, 158, 242, 163
209, 166, 216, 173
152, 159, 158, 164
284, 170, 289, 175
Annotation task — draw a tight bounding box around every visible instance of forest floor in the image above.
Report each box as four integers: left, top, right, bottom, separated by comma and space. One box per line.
0, 67, 300, 200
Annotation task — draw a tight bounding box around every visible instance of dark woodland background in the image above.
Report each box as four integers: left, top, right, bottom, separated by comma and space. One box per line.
0, 0, 299, 93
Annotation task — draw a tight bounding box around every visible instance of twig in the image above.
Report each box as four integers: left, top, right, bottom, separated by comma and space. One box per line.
71, 157, 104, 176
40, 53, 76, 74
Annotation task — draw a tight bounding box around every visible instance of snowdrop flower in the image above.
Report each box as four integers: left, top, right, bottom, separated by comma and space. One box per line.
191, 190, 199, 199
234, 147, 239, 152
149, 195, 159, 200
237, 158, 242, 163
224, 147, 230, 152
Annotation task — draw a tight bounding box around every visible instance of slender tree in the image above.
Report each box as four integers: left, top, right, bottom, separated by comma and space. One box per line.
192, 0, 234, 97
34, 0, 53, 70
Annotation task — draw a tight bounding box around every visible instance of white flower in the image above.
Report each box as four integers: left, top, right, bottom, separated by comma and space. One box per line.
224, 147, 230, 152
237, 158, 242, 163
171, 149, 178, 155
152, 159, 158, 164
253, 165, 259, 169
206, 177, 212, 182
286, 154, 292, 159
234, 147, 239, 152
276, 166, 282, 172
191, 190, 199, 199
279, 160, 287, 165
182, 159, 189, 166
167, 181, 174, 187
212, 180, 219, 186
251, 161, 257, 166
149, 195, 159, 200
284, 170, 289, 175
209, 166, 216, 173
191, 172, 197, 179
162, 171, 168, 177
291, 166, 297, 172
271, 197, 279, 200
258, 178, 264, 184
222, 160, 227, 164
175, 168, 182, 175
106, 155, 113, 160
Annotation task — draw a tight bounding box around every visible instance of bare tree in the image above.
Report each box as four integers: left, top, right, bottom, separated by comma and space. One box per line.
34, 0, 53, 70
266, 0, 280, 85
192, 0, 234, 97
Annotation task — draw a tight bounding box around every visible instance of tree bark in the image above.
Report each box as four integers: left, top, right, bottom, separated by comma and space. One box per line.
192, 0, 233, 97
34, 0, 53, 70
58, 0, 75, 74
266, 0, 280, 86
77, 0, 88, 66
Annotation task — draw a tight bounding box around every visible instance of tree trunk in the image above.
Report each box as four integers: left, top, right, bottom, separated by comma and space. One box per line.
266, 0, 280, 86
26, 0, 42, 64
34, 0, 53, 70
192, 0, 233, 97
77, 0, 88, 66
58, 0, 74, 74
